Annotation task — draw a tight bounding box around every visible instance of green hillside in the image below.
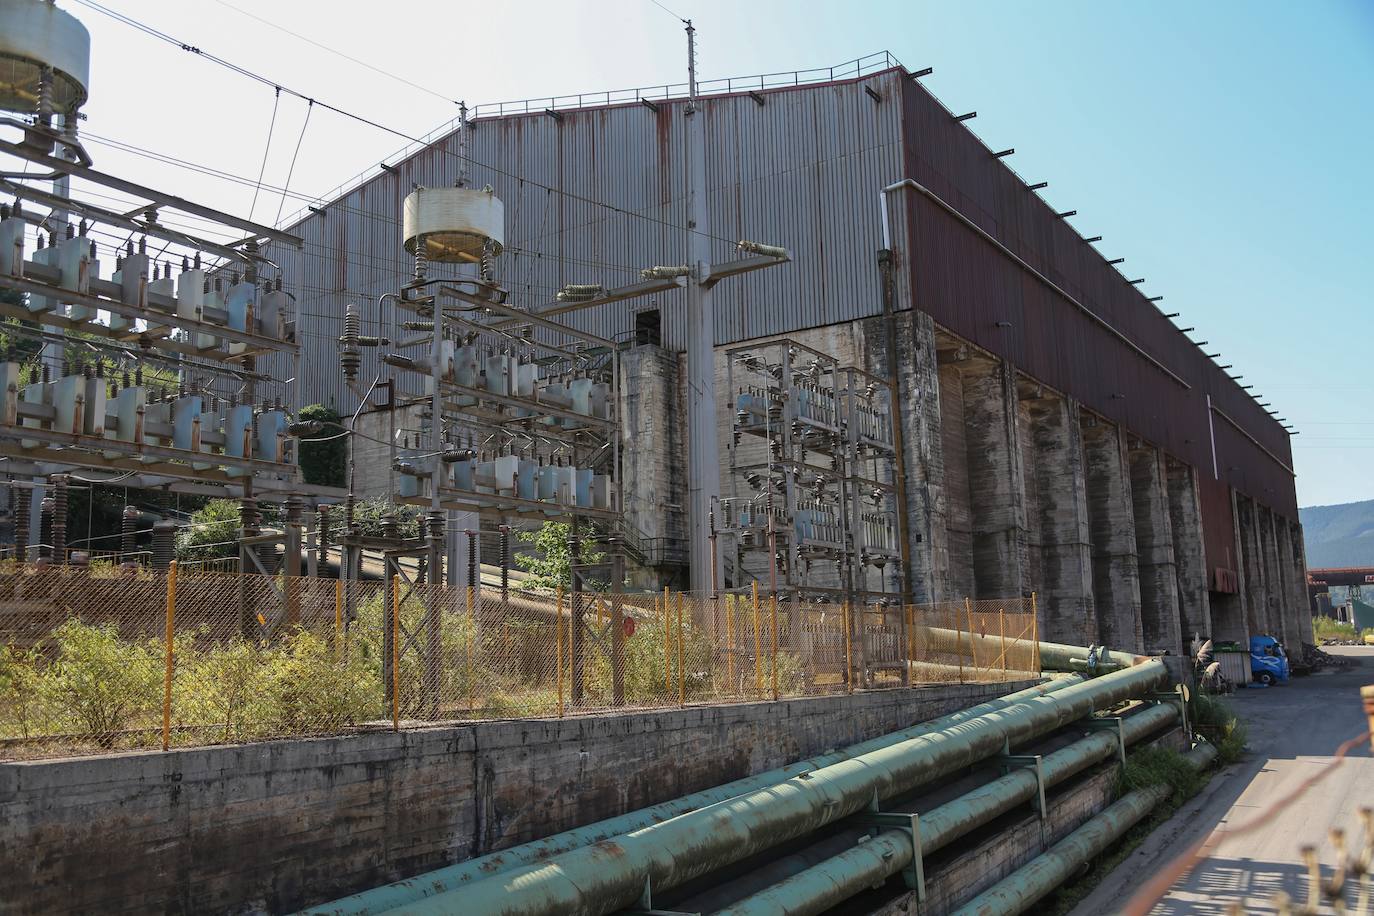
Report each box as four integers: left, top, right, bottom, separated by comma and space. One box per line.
1300, 499, 1374, 568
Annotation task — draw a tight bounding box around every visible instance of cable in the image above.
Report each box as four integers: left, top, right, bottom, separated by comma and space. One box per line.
248, 86, 282, 223
207, 0, 461, 107
68, 0, 743, 248
273, 100, 314, 228
647, 0, 691, 23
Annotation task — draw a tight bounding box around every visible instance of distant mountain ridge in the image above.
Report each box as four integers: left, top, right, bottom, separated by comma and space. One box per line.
1300, 499, 1374, 569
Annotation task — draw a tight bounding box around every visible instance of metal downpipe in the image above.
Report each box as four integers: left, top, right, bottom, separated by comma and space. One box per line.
307, 679, 1079, 915
392, 660, 1169, 916
713, 702, 1181, 916
951, 742, 1219, 916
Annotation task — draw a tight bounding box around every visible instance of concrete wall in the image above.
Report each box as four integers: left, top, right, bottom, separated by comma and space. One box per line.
0, 681, 1030, 915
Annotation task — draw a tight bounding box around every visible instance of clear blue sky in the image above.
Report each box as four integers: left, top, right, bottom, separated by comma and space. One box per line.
54, 0, 1374, 507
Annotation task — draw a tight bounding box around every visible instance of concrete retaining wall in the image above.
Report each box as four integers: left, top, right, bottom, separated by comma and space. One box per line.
0, 680, 1031, 915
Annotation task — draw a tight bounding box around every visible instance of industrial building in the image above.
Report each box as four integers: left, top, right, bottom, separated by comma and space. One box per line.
260, 52, 1308, 656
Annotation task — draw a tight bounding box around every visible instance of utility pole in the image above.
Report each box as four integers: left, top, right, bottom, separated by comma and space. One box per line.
684, 20, 720, 596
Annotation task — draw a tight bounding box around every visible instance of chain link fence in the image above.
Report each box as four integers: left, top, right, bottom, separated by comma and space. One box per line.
0, 563, 1040, 760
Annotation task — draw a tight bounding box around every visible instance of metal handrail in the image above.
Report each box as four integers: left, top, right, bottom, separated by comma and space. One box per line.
274, 51, 904, 232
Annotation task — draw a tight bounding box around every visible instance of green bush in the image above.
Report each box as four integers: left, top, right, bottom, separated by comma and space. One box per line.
1312, 616, 1374, 643
297, 404, 346, 488
1190, 693, 1247, 764
175, 499, 243, 561
43, 620, 163, 746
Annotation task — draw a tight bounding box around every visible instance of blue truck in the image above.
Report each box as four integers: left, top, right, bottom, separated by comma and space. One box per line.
1250, 635, 1290, 685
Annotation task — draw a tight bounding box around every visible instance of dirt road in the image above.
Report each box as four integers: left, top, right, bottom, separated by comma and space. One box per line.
1069, 647, 1374, 915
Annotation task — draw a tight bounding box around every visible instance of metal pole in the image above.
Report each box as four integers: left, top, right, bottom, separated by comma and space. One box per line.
391, 573, 401, 731
684, 20, 720, 596
770, 593, 779, 700
570, 519, 584, 707
843, 601, 853, 694
611, 537, 625, 707
753, 580, 763, 695
556, 586, 565, 718
676, 591, 685, 707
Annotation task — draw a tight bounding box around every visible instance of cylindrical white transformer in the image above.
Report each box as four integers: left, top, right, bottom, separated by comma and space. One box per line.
0, 0, 91, 115
403, 185, 504, 263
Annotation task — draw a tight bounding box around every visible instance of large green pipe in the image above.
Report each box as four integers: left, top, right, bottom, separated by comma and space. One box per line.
951, 742, 1218, 916
713, 702, 1180, 915
393, 660, 1169, 916
306, 678, 1078, 915
920, 626, 1144, 672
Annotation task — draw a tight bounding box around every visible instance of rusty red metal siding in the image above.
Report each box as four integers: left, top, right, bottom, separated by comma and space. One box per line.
895, 75, 1297, 577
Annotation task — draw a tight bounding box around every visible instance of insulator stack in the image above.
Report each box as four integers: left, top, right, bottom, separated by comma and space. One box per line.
12, 482, 28, 562
340, 304, 362, 382
50, 475, 68, 563
500, 524, 510, 600
120, 504, 138, 558
317, 505, 331, 574
467, 529, 477, 590
151, 519, 176, 571
38, 494, 53, 559
380, 512, 399, 542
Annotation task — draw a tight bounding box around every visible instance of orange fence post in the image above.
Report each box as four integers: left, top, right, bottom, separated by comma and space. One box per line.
843, 601, 853, 694
769, 594, 779, 701
334, 578, 343, 660
752, 582, 763, 695
466, 584, 475, 711
162, 560, 178, 752
556, 586, 565, 718
999, 609, 1008, 680
725, 594, 735, 695
676, 592, 686, 707
662, 592, 672, 694
1031, 593, 1041, 673
391, 574, 401, 732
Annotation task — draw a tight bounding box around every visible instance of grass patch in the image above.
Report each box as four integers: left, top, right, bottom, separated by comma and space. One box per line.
1312, 616, 1374, 644
1037, 698, 1248, 915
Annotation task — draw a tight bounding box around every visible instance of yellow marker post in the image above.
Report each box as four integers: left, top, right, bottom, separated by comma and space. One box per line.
391, 574, 401, 732
162, 560, 178, 751
843, 601, 853, 695
676, 592, 686, 707
556, 586, 565, 718
769, 594, 779, 701
752, 582, 762, 695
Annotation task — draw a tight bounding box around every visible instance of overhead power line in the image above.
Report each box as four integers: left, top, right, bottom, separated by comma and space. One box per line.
70, 0, 741, 248
206, 0, 462, 106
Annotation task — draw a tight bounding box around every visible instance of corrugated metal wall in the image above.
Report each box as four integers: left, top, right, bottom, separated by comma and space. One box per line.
258, 69, 907, 412
894, 76, 1299, 555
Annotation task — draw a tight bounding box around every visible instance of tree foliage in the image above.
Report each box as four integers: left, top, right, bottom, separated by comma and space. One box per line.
297, 403, 346, 488
515, 521, 605, 590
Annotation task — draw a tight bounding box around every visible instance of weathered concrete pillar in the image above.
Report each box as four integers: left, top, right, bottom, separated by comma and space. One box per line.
1165, 459, 1212, 644
1022, 391, 1096, 646
1236, 495, 1270, 638
621, 344, 686, 588
1290, 521, 1310, 644
937, 358, 975, 599
1271, 518, 1301, 650
959, 358, 1028, 600
1081, 414, 1143, 652
1259, 508, 1283, 643
1129, 444, 1183, 654
1213, 489, 1252, 646
889, 312, 951, 603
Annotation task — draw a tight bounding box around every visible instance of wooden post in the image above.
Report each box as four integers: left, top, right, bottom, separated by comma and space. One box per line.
162, 561, 178, 751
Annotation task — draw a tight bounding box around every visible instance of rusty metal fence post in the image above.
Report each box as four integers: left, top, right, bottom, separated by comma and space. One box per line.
390, 574, 400, 732
843, 601, 853, 694
676, 591, 685, 707
556, 586, 565, 718
752, 582, 763, 696
769, 593, 779, 701
162, 561, 178, 752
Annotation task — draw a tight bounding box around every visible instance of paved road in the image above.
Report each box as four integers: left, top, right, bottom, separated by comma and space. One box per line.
1070, 647, 1374, 915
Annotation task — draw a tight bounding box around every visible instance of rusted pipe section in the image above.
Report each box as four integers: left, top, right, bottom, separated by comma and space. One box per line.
715, 702, 1182, 916
393, 660, 1169, 916
950, 742, 1218, 916
304, 679, 1081, 916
